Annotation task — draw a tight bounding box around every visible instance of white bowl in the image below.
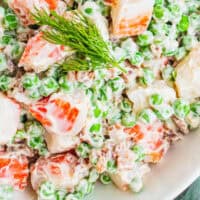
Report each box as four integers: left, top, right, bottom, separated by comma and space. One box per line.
15, 130, 200, 200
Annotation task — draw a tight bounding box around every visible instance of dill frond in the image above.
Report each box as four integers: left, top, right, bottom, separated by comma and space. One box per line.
32, 9, 124, 72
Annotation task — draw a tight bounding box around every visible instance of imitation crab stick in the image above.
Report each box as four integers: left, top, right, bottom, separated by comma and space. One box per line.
110, 0, 154, 38
18, 32, 70, 73
0, 152, 29, 191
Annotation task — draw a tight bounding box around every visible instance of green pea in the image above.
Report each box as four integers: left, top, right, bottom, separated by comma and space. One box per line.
89, 123, 101, 133
140, 47, 153, 61
11, 43, 23, 59
173, 99, 190, 119
138, 109, 157, 124
89, 169, 99, 183
108, 77, 125, 92
55, 190, 66, 200
131, 145, 145, 162
76, 143, 91, 159
28, 136, 43, 148
39, 77, 59, 97
100, 173, 111, 185
39, 181, 56, 200
130, 52, 144, 66
0, 185, 13, 200
190, 102, 200, 116
149, 94, 163, 106
22, 74, 40, 89
107, 160, 117, 173
137, 31, 153, 47
177, 15, 189, 32
4, 13, 18, 30
162, 66, 177, 81
120, 99, 132, 113
1, 34, 14, 45
175, 47, 187, 61
84, 7, 93, 14
0, 75, 11, 91
139, 68, 154, 86
154, 5, 165, 19
27, 89, 41, 100
93, 107, 102, 118
0, 53, 7, 71
121, 113, 136, 127
58, 76, 71, 91
154, 104, 174, 120
76, 179, 94, 196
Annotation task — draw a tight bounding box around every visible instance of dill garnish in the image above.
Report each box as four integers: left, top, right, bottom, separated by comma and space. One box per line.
32, 9, 124, 72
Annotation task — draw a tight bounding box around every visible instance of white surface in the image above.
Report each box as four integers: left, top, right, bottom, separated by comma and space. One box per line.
16, 130, 200, 200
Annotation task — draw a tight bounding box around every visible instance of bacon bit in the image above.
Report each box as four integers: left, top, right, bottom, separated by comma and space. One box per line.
38, 107, 47, 113
104, 0, 117, 6
44, 0, 58, 10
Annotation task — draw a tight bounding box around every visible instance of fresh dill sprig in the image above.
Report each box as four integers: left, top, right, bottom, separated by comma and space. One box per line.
32, 9, 124, 72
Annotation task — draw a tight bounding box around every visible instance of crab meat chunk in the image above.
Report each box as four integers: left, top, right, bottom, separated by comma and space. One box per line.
111, 0, 154, 38
29, 91, 88, 136
31, 153, 90, 192
8, 0, 66, 25
0, 152, 29, 191
0, 93, 20, 144
175, 44, 200, 100
124, 121, 169, 163
19, 33, 70, 73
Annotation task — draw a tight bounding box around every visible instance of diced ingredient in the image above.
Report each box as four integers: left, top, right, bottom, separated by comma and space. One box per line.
18, 33, 70, 73
0, 93, 20, 144
110, 0, 154, 38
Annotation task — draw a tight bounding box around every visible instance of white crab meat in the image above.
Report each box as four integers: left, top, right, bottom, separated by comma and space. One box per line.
175, 44, 200, 100
8, 0, 66, 25
127, 80, 176, 113
31, 153, 90, 192
0, 93, 20, 144
110, 0, 154, 38
80, 1, 109, 40
18, 33, 70, 73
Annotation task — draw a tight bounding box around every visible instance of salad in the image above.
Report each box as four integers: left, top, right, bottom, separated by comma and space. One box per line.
0, 0, 200, 199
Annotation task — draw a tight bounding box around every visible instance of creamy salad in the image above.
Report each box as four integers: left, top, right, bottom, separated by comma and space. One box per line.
0, 0, 200, 199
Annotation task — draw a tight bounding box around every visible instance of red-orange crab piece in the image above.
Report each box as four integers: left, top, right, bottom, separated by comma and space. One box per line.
0, 152, 29, 190
19, 33, 68, 73
29, 92, 88, 136
110, 0, 154, 38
